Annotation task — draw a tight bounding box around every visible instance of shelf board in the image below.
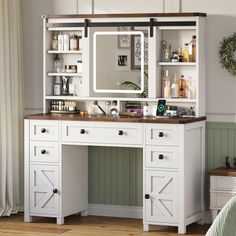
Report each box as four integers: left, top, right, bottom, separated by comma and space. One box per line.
45, 96, 196, 103
158, 62, 196, 66
48, 72, 82, 77
48, 50, 82, 54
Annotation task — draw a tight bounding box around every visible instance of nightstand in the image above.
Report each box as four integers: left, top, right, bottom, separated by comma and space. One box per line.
208, 167, 236, 220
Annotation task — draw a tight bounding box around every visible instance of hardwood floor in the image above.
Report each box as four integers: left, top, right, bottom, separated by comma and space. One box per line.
0, 214, 210, 236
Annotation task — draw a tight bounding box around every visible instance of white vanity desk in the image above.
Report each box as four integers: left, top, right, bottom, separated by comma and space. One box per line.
24, 113, 206, 234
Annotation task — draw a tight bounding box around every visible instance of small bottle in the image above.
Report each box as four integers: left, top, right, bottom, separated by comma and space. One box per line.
171, 74, 179, 98
143, 103, 150, 116
77, 60, 82, 73
53, 76, 61, 96
70, 35, 78, 51
63, 34, 70, 51
53, 54, 63, 73
162, 70, 171, 98
178, 75, 187, 98
189, 35, 196, 62
182, 43, 189, 62
69, 78, 74, 95
177, 48, 184, 62
162, 40, 171, 62
51, 33, 58, 51
187, 78, 193, 99
58, 32, 64, 51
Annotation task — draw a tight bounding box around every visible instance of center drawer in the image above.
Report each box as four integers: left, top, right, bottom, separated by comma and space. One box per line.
61, 121, 143, 145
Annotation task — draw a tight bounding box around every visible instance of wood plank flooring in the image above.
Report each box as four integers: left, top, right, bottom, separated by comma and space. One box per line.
0, 214, 210, 236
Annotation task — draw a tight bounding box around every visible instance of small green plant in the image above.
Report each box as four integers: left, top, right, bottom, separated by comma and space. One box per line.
121, 71, 148, 98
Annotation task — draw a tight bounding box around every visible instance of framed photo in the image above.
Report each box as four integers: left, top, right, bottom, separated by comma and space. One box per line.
115, 50, 130, 71
131, 33, 148, 69
118, 27, 131, 48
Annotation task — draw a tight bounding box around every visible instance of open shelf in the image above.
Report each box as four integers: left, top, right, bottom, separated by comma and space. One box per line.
48, 72, 82, 77
48, 50, 82, 54
158, 62, 196, 66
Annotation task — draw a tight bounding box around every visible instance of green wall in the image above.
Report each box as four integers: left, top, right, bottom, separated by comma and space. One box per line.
88, 122, 236, 207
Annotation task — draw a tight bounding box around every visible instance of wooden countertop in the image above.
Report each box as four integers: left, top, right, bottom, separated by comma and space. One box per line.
25, 113, 206, 124
208, 167, 236, 177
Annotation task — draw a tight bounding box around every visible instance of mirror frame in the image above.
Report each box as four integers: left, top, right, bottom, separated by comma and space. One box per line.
93, 31, 144, 94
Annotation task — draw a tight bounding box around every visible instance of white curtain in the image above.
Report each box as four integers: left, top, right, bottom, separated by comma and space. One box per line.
0, 0, 24, 216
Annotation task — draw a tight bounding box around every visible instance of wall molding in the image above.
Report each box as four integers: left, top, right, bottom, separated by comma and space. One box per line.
88, 204, 143, 219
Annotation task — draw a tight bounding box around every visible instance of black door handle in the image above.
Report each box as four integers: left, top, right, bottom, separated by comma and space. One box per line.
159, 154, 164, 160
41, 128, 47, 133
53, 188, 58, 194
145, 194, 150, 199
118, 130, 124, 136
41, 149, 46, 155
80, 129, 85, 134
159, 132, 164, 137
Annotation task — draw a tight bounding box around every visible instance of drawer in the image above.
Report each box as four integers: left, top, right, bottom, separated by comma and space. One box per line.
211, 176, 236, 191
30, 141, 59, 163
30, 120, 59, 141
210, 192, 236, 209
146, 124, 179, 146
61, 121, 143, 145
146, 146, 178, 168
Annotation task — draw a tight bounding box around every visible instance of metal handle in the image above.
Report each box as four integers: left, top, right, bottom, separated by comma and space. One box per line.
145, 194, 150, 199
53, 188, 58, 194
118, 130, 124, 136
41, 128, 47, 133
41, 149, 46, 155
159, 132, 164, 137
80, 129, 85, 134
159, 154, 164, 160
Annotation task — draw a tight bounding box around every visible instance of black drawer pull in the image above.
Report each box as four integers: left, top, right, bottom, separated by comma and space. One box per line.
41, 128, 47, 133
159, 154, 164, 160
145, 194, 150, 199
53, 188, 58, 194
41, 149, 46, 155
80, 129, 85, 134
159, 132, 164, 137
118, 130, 124, 136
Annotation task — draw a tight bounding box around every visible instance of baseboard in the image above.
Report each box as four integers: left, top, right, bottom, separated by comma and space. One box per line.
88, 204, 143, 219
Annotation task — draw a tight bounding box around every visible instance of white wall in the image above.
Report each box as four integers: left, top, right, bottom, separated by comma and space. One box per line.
22, 0, 236, 121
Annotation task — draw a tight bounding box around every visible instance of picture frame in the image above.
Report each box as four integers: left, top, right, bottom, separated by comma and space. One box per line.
131, 32, 148, 69
118, 27, 131, 48
115, 50, 130, 71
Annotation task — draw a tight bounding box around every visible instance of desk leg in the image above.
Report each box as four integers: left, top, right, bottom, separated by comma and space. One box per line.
57, 217, 64, 225
24, 214, 32, 223
211, 210, 218, 221
81, 210, 88, 217
143, 223, 149, 232
178, 224, 186, 234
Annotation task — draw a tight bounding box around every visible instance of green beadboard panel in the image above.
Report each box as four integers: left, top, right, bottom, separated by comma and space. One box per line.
88, 146, 143, 206
88, 122, 236, 207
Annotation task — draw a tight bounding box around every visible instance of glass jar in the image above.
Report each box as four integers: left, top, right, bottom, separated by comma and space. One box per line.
53, 54, 63, 73
162, 40, 171, 62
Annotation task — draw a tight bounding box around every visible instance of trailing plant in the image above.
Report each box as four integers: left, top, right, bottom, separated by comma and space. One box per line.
121, 71, 148, 98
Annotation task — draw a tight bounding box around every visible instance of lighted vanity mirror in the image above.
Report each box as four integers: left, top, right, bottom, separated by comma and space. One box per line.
93, 30, 145, 94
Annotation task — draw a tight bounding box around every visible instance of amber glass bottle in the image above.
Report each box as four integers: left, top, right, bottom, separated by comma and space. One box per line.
178, 75, 187, 98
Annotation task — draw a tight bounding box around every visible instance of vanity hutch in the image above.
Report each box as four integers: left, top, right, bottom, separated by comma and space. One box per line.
24, 13, 206, 234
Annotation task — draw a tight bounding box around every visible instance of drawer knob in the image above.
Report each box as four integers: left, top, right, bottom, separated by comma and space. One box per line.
159, 154, 164, 160
145, 194, 150, 199
53, 188, 58, 194
80, 129, 86, 134
41, 149, 46, 155
41, 128, 47, 133
118, 130, 124, 136
159, 132, 164, 137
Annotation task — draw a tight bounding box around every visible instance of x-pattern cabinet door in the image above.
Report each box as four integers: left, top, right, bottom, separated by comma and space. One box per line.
30, 165, 60, 215
145, 170, 178, 223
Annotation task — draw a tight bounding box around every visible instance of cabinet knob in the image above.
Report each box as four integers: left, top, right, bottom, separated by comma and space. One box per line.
159, 132, 164, 137
118, 130, 124, 136
41, 128, 47, 133
53, 188, 58, 194
80, 129, 85, 134
145, 194, 150, 199
159, 154, 164, 160
41, 149, 46, 155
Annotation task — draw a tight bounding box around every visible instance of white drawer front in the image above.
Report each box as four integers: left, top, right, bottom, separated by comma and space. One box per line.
146, 146, 178, 169
30, 120, 59, 141
61, 121, 143, 145
146, 124, 179, 146
30, 141, 59, 163
210, 192, 236, 209
211, 176, 236, 191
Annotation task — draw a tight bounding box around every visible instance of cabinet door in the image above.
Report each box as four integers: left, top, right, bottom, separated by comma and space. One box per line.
30, 165, 60, 216
145, 170, 178, 223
